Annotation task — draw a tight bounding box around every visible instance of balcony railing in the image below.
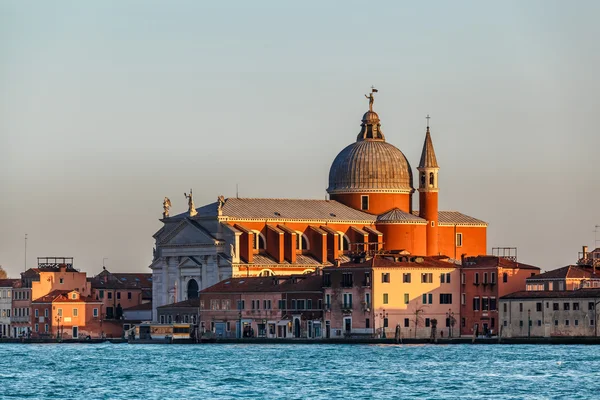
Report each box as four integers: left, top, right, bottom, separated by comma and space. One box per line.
341, 302, 353, 311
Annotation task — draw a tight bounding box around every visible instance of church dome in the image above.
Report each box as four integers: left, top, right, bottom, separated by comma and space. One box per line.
327, 102, 413, 194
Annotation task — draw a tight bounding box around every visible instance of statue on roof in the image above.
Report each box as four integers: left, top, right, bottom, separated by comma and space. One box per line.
162, 197, 172, 218
217, 195, 225, 216
184, 189, 198, 217
365, 87, 378, 112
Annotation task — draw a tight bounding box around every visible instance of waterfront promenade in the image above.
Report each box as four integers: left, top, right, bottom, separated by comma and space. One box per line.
1, 343, 598, 399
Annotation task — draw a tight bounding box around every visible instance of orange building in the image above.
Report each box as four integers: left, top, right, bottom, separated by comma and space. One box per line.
89, 268, 152, 320
22, 258, 91, 302
151, 92, 488, 319
31, 290, 107, 339
460, 256, 540, 336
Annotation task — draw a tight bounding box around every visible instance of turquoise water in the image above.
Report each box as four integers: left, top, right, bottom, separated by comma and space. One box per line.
1, 344, 599, 399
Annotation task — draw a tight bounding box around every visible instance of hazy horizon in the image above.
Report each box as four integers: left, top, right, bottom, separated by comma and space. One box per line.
1, 1, 599, 278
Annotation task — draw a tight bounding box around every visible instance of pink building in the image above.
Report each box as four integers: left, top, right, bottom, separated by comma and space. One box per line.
157, 274, 324, 339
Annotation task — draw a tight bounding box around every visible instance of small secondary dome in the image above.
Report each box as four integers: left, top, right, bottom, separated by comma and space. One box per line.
327, 91, 413, 194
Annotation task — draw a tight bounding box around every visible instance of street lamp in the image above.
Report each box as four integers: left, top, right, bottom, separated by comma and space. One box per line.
528, 309, 531, 338
379, 309, 388, 338
55, 315, 63, 341
446, 309, 455, 338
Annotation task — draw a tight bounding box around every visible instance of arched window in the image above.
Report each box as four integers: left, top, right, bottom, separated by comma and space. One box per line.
421, 173, 426, 186
338, 232, 350, 252
296, 232, 310, 251
187, 279, 199, 299
302, 269, 314, 274
259, 269, 274, 277
253, 231, 266, 250
429, 172, 435, 186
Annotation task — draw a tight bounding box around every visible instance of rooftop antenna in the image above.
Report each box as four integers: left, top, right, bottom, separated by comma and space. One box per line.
24, 233, 28, 271
426, 114, 430, 129
102, 257, 108, 271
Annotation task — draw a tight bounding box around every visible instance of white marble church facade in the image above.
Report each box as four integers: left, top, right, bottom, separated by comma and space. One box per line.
149, 213, 241, 322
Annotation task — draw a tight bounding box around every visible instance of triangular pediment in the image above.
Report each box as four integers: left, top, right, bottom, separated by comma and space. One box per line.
159, 219, 218, 246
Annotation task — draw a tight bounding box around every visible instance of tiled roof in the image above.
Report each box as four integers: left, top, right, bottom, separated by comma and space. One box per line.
32, 290, 100, 304
411, 210, 487, 226
89, 270, 152, 289
200, 274, 322, 294
157, 298, 199, 309
527, 265, 597, 280
182, 198, 376, 222
241, 253, 326, 266
328, 255, 456, 270
501, 289, 600, 300
461, 256, 540, 271
378, 208, 426, 223
418, 128, 439, 169
0, 279, 18, 287
123, 302, 153, 311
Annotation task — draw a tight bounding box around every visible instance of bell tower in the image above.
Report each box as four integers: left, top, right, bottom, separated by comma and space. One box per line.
418, 115, 439, 256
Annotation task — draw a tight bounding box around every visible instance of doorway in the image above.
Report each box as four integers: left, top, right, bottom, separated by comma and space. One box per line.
294, 318, 301, 338
72, 326, 78, 339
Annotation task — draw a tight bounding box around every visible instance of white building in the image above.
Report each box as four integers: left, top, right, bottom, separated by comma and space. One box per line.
0, 280, 15, 337
499, 289, 600, 337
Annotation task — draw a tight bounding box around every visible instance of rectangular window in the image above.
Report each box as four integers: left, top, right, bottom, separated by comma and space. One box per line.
519, 303, 523, 312
383, 293, 389, 304
482, 297, 489, 311
446, 273, 451, 284
564, 303, 570, 311
318, 299, 322, 310
117, 292, 121, 300
404, 293, 409, 304
461, 273, 466, 285
99, 290, 104, 299
537, 320, 542, 326
364, 272, 371, 286
474, 273, 480, 285
536, 302, 542, 312
383, 318, 388, 328
573, 302, 580, 311
428, 293, 433, 304
553, 303, 559, 311
323, 273, 332, 287
403, 273, 411, 283
421, 273, 433, 283
473, 297, 480, 311
439, 294, 453, 304
589, 302, 595, 311
381, 273, 390, 283
325, 294, 331, 308
59, 278, 64, 284
278, 299, 286, 310
575, 320, 579, 326
238, 300, 245, 310
441, 273, 445, 284
342, 273, 354, 287
425, 318, 431, 327
365, 293, 370, 308
107, 292, 112, 300
35, 324, 39, 332
491, 272, 496, 284
291, 300, 297, 310
57, 308, 63, 317
35, 309, 39, 318
565, 319, 570, 326
461, 293, 466, 305
93, 308, 98, 317
73, 308, 78, 317
263, 300, 267, 310
361, 195, 369, 210
554, 320, 559, 326
256, 299, 260, 310
490, 297, 497, 311
45, 324, 48, 332
404, 318, 409, 328
519, 320, 523, 327
456, 233, 463, 247
306, 299, 312, 310
483, 273, 488, 284
503, 273, 508, 283
128, 292, 132, 300
365, 318, 370, 329
462, 318, 466, 327
44, 309, 48, 317
297, 300, 305, 310
592, 320, 595, 326
343, 293, 353, 309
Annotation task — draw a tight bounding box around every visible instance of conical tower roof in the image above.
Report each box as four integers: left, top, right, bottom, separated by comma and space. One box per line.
418, 126, 439, 169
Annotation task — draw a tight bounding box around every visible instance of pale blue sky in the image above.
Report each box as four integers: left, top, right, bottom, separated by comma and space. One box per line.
1, 1, 599, 276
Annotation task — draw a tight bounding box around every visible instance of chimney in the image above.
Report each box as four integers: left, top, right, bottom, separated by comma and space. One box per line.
583, 245, 589, 260
461, 253, 466, 265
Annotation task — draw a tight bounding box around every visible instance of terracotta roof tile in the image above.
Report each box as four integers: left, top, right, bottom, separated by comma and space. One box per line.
462, 256, 540, 271
200, 274, 322, 294
501, 289, 600, 300
179, 198, 376, 222
378, 208, 426, 223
